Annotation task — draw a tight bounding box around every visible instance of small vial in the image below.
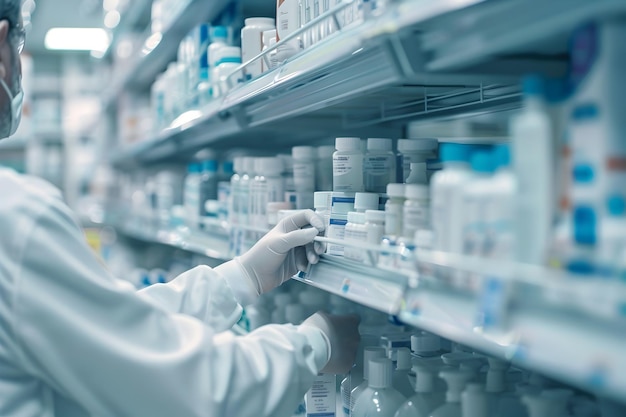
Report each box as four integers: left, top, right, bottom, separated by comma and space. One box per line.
403, 184, 430, 241
385, 183, 405, 237
333, 137, 364, 192
364, 138, 395, 193
241, 18, 275, 79
314, 191, 332, 232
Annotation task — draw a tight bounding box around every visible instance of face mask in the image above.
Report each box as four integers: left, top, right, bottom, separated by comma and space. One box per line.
0, 77, 23, 138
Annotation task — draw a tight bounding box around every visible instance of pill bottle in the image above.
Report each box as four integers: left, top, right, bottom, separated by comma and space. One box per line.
333, 137, 364, 192
241, 18, 276, 79
364, 138, 395, 193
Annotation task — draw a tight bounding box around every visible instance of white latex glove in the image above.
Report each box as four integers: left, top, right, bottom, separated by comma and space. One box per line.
237, 209, 325, 295
301, 311, 360, 374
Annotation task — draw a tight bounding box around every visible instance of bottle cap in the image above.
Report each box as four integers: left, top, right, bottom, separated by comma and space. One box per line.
396, 347, 412, 370
233, 157, 245, 174
386, 183, 406, 198
244, 17, 276, 27
411, 332, 440, 354
440, 143, 472, 163
369, 358, 393, 389
202, 160, 218, 173
347, 211, 366, 224
314, 191, 332, 210
405, 184, 429, 200
188, 163, 202, 174
365, 210, 385, 223
317, 145, 335, 158
470, 150, 494, 173
398, 138, 438, 152
254, 156, 284, 176
211, 26, 229, 41
262, 29, 277, 45
363, 347, 386, 380
292, 146, 317, 160
367, 138, 392, 151
335, 137, 361, 152
354, 192, 379, 211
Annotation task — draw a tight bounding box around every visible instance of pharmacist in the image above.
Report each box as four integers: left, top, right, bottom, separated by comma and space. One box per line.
0, 2, 359, 416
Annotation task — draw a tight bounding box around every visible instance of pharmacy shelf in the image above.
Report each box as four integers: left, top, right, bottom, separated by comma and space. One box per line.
102, 0, 231, 111
105, 213, 626, 400
422, 0, 626, 72
114, 218, 231, 261
109, 0, 520, 167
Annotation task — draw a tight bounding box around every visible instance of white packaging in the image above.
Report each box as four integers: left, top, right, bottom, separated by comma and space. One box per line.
364, 138, 396, 193
241, 18, 276, 80
485, 145, 516, 260
398, 138, 439, 182
511, 75, 553, 264
316, 145, 335, 191
365, 210, 385, 246
314, 191, 332, 232
431, 143, 475, 253
462, 149, 494, 257
251, 157, 285, 226
332, 193, 356, 215
208, 26, 230, 69
350, 347, 387, 414
261, 29, 277, 72
293, 146, 317, 194
276, 0, 301, 61
385, 183, 405, 237
327, 213, 348, 256
306, 373, 337, 417
354, 192, 380, 213
352, 358, 406, 417
345, 211, 367, 261
333, 137, 364, 192
211, 46, 242, 98
403, 184, 430, 240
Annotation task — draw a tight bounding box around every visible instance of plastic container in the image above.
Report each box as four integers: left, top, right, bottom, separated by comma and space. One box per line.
354, 192, 379, 213
350, 347, 387, 413
394, 363, 445, 417
353, 358, 406, 417
276, 0, 301, 61
212, 46, 242, 98
317, 145, 335, 191
403, 184, 430, 241
398, 138, 439, 182
385, 183, 406, 237
364, 138, 396, 193
208, 26, 229, 70
429, 368, 475, 417
345, 211, 367, 262
431, 143, 475, 253
183, 162, 202, 226
251, 156, 285, 226
327, 213, 348, 256
241, 18, 276, 80
365, 210, 386, 246
392, 348, 414, 398
334, 137, 364, 192
261, 29, 277, 72
315, 191, 333, 232
461, 149, 494, 257
406, 162, 428, 185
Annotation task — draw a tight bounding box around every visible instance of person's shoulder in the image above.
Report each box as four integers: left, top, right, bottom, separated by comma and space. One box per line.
0, 168, 64, 216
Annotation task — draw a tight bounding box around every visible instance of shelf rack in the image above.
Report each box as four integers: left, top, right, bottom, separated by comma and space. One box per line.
109, 0, 519, 168
101, 0, 626, 405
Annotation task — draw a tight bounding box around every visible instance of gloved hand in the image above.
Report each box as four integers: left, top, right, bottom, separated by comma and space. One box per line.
237, 210, 325, 295
301, 311, 360, 374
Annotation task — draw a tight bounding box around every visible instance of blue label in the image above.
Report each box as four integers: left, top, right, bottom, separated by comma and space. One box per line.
571, 103, 600, 121
573, 205, 597, 245
607, 195, 626, 216
565, 259, 595, 276
572, 163, 595, 183
332, 197, 356, 204
330, 219, 348, 226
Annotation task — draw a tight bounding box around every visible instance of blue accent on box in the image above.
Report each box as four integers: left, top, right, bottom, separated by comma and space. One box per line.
571, 103, 599, 121
573, 205, 597, 245
572, 164, 595, 183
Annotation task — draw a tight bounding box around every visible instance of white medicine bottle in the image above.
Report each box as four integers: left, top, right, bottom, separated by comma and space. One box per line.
212, 46, 242, 98
364, 138, 396, 193
333, 137, 364, 192
403, 184, 430, 241
385, 183, 406, 238
352, 358, 406, 417
208, 26, 229, 72
241, 18, 276, 79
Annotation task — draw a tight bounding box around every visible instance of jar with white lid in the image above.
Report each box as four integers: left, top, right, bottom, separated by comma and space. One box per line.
241, 18, 275, 79
403, 184, 430, 241
333, 137, 364, 192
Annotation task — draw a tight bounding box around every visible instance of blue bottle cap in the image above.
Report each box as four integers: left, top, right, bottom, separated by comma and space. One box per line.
222, 160, 234, 175
211, 26, 228, 41
470, 150, 494, 173
188, 163, 202, 174
522, 74, 545, 97
440, 143, 472, 163
203, 160, 218, 173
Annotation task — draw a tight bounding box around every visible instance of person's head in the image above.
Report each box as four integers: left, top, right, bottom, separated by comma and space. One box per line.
0, 0, 23, 139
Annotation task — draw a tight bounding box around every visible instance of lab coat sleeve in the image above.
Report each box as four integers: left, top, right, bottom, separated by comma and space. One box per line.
11, 197, 330, 417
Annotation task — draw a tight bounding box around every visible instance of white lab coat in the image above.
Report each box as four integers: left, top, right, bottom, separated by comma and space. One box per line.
0, 168, 329, 417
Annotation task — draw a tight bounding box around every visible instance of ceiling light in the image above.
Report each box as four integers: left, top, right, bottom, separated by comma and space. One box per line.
104, 10, 121, 29
45, 28, 110, 52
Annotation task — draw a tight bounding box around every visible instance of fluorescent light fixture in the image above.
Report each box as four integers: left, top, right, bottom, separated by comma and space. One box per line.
45, 28, 110, 52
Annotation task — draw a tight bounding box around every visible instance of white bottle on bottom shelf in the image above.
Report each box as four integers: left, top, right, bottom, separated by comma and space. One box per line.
461, 383, 489, 417
394, 363, 445, 417
391, 348, 414, 398
429, 368, 475, 417
349, 347, 387, 414
352, 358, 406, 417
